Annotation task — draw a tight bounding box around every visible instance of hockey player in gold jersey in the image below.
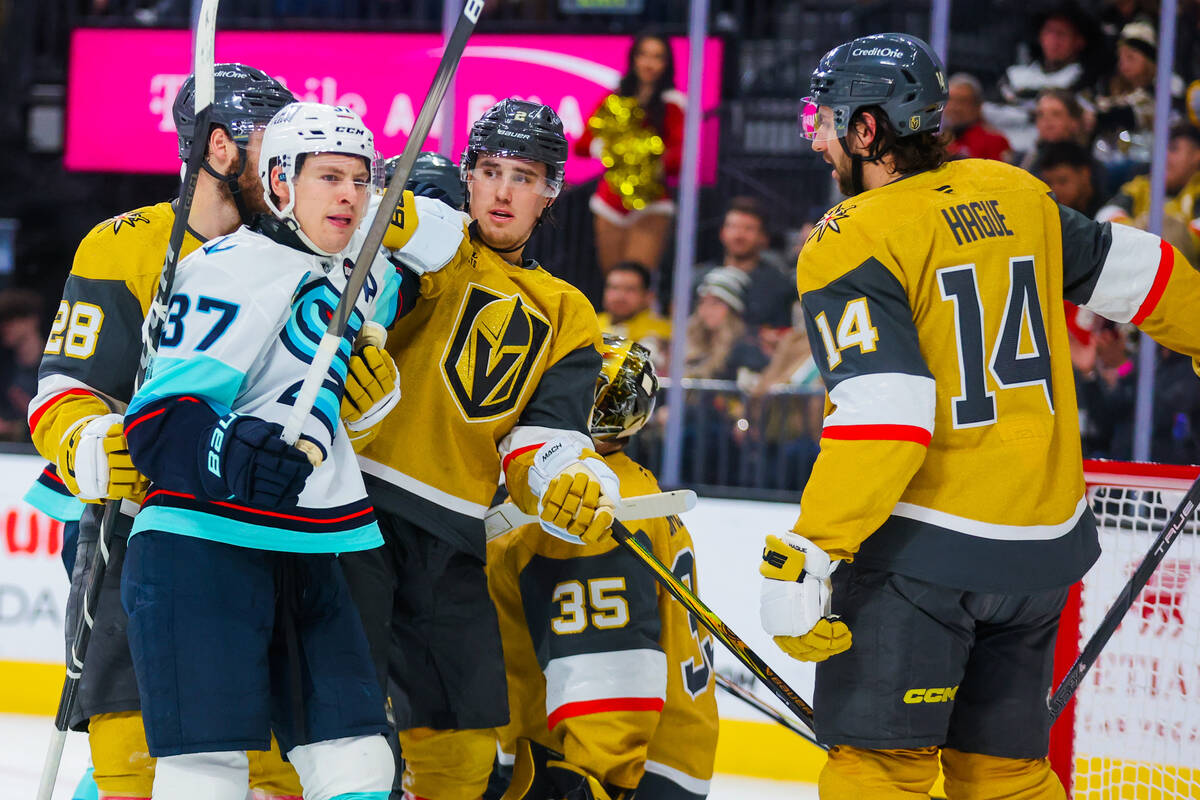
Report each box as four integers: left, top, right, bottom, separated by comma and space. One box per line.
757, 33, 1200, 800
344, 99, 617, 800
27, 68, 396, 800
488, 336, 718, 800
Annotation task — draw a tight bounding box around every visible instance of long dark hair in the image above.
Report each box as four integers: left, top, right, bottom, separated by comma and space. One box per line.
854, 107, 950, 176
616, 32, 676, 133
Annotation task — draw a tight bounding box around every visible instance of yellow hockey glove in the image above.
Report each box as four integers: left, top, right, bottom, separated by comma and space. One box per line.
341, 322, 399, 443
58, 414, 150, 502
524, 438, 621, 546
760, 532, 852, 663
540, 466, 616, 545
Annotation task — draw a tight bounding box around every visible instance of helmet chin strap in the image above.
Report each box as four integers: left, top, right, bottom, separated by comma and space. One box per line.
202, 145, 255, 224
292, 223, 338, 257
837, 131, 886, 197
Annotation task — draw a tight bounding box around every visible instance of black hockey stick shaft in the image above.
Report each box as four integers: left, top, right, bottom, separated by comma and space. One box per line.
714, 672, 826, 749
1047, 473, 1200, 720
611, 521, 817, 731
37, 5, 219, 798
282, 0, 483, 444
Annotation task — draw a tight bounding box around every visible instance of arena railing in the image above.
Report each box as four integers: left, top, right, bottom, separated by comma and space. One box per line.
624, 379, 824, 503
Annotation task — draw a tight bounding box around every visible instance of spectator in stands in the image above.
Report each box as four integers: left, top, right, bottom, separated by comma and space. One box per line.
683, 267, 767, 381
577, 32, 683, 274
1097, 124, 1200, 261
1091, 22, 1182, 142
1034, 141, 1103, 216
944, 73, 1012, 162
597, 260, 671, 369
1021, 89, 1106, 187
693, 196, 795, 330
1035, 88, 1092, 147
1001, 2, 1100, 101
1071, 319, 1135, 458
0, 288, 42, 440
994, 2, 1103, 152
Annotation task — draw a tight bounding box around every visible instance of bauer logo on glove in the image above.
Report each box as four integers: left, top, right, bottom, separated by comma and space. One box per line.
759, 532, 852, 663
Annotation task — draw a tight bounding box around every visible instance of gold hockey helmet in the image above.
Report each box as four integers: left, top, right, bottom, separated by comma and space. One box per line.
591, 334, 658, 441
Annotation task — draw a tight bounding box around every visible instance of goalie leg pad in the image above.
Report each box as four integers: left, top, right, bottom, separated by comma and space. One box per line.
287, 734, 393, 800
151, 750, 249, 800
398, 726, 495, 800
89, 711, 154, 799
939, 749, 1065, 800
818, 745, 940, 800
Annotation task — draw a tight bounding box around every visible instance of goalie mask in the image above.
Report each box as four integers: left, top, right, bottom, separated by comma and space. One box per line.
258, 102, 380, 256
591, 335, 658, 442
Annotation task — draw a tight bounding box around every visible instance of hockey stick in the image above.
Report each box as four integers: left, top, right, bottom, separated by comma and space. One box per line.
36, 5, 221, 799
610, 521, 817, 732
714, 672, 826, 750
484, 490, 698, 540
1047, 473, 1200, 720
280, 0, 484, 452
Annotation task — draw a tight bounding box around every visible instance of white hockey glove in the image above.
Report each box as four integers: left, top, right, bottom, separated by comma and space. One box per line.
759, 532, 852, 663
59, 413, 150, 502
526, 438, 621, 546
380, 191, 467, 275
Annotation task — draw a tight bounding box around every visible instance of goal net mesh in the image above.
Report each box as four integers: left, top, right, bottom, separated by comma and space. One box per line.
1060, 463, 1200, 798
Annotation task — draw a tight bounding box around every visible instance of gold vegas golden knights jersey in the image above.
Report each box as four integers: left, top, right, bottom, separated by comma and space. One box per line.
358, 222, 604, 559
795, 158, 1200, 592
488, 451, 719, 799
28, 202, 203, 476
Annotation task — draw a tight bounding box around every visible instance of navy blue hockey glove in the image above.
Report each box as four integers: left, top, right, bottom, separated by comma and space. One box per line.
198, 413, 313, 509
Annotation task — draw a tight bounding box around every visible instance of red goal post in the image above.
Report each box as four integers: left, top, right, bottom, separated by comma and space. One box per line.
1050, 459, 1200, 798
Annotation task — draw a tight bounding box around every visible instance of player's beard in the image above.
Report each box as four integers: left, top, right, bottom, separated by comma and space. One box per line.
832, 158, 855, 197
214, 151, 271, 217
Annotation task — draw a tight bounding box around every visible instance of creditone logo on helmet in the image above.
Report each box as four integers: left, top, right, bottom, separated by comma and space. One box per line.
441, 283, 551, 421
851, 46, 907, 59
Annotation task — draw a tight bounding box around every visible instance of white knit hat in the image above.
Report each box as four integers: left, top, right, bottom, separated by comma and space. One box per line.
697, 267, 750, 315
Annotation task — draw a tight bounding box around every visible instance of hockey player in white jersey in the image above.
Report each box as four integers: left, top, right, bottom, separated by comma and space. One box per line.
120, 102, 403, 800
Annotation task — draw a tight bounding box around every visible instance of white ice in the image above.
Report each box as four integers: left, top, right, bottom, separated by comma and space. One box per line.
0, 712, 817, 799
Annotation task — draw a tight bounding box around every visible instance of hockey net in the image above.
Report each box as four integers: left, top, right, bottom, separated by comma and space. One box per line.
1049, 460, 1200, 798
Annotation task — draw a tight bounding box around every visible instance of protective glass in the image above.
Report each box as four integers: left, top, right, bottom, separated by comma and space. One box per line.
798, 97, 849, 142
467, 154, 562, 198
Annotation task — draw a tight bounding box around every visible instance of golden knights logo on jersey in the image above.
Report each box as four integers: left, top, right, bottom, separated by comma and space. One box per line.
442, 283, 551, 421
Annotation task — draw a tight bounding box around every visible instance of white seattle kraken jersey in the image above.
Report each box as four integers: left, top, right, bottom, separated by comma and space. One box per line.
126, 224, 401, 553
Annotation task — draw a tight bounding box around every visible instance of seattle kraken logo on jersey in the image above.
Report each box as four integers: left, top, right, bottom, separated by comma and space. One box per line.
277, 276, 375, 436
441, 283, 551, 421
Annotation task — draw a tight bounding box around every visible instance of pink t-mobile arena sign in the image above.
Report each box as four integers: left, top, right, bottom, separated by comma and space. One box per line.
66, 29, 722, 184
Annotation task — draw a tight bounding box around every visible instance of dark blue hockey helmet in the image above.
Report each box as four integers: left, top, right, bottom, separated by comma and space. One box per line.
173, 63, 296, 160
386, 151, 466, 210
462, 99, 568, 196
801, 33, 948, 143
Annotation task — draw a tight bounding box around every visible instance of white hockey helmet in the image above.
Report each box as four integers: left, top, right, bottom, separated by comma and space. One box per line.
258, 102, 379, 255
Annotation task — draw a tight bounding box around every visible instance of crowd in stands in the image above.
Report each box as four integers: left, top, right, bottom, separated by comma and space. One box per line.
6, 0, 1200, 485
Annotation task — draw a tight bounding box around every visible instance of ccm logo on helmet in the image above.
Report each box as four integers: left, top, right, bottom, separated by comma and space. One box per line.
851, 46, 907, 59
335, 126, 365, 135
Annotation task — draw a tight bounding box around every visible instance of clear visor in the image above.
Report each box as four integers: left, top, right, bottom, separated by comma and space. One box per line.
467, 151, 562, 198
799, 98, 848, 142
227, 119, 268, 144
